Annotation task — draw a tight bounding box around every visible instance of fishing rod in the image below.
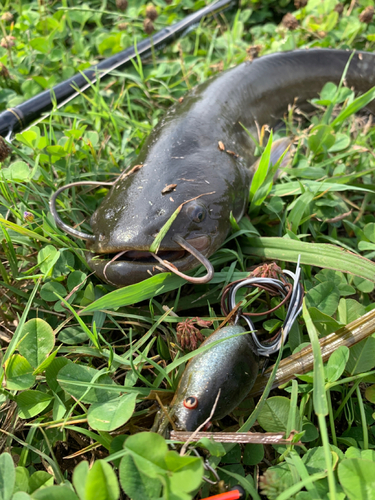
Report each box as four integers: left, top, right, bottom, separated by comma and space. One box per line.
0, 0, 238, 144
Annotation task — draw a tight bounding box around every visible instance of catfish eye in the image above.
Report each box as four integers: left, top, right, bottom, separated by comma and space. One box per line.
183, 396, 199, 409
186, 204, 206, 223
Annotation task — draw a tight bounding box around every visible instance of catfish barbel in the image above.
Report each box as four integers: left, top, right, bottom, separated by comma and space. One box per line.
51, 49, 375, 286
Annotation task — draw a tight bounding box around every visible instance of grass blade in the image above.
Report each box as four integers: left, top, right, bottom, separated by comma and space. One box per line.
242, 237, 375, 283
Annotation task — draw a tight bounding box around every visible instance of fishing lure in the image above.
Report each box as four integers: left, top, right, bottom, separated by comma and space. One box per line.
165, 260, 303, 432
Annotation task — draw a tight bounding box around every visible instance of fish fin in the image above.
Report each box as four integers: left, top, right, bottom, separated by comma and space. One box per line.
270, 137, 293, 170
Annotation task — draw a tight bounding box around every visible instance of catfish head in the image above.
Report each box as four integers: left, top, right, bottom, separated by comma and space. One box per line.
85, 94, 251, 287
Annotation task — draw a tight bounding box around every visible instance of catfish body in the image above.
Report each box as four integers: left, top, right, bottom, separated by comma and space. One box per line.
87, 50, 375, 286
171, 325, 259, 431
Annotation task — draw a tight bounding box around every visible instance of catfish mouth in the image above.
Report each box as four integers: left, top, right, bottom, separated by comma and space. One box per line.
90, 249, 186, 264
86, 235, 214, 287
86, 246, 198, 287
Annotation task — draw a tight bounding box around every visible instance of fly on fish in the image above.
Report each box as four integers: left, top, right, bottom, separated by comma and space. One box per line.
156, 259, 303, 434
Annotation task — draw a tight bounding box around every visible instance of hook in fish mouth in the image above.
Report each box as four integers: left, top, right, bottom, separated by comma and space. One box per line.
151, 235, 214, 284
87, 236, 214, 286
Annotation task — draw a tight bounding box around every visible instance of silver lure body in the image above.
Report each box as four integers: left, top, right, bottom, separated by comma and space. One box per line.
172, 325, 259, 431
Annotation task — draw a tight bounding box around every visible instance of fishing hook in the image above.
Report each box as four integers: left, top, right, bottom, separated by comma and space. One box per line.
192, 449, 220, 485
151, 234, 214, 284
49, 180, 113, 241
227, 258, 303, 356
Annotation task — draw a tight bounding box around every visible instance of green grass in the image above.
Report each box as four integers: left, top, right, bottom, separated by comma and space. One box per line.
2, 0, 375, 499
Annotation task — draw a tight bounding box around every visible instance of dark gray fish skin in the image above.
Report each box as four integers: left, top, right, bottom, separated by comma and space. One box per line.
87, 50, 375, 287
171, 325, 259, 431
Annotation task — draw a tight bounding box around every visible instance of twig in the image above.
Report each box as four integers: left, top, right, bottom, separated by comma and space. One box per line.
171, 430, 301, 445
162, 305, 179, 317
179, 389, 221, 456
249, 307, 375, 397
155, 393, 177, 432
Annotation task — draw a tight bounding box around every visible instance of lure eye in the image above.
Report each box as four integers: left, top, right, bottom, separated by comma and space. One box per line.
183, 396, 199, 409
186, 203, 206, 223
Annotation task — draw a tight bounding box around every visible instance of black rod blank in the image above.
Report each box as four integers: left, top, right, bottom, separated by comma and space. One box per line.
0, 0, 238, 139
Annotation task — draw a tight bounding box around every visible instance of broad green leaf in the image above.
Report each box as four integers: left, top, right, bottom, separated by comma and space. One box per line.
72, 461, 88, 500
14, 467, 29, 494
337, 298, 366, 324
338, 458, 375, 500
67, 271, 87, 292
308, 124, 335, 153
365, 384, 375, 403
345, 447, 375, 461
119, 455, 162, 500
58, 328, 89, 345
301, 421, 319, 443
0, 453, 15, 500
37, 245, 59, 276
353, 276, 375, 293
15, 129, 39, 148
328, 133, 351, 152
40, 282, 67, 302
346, 336, 375, 375
364, 223, 375, 243
124, 432, 168, 478
165, 451, 204, 494
301, 447, 331, 474
88, 393, 137, 431
243, 444, 264, 466
18, 319, 55, 369
4, 354, 35, 390
57, 363, 119, 404
305, 282, 340, 316
29, 36, 52, 54
308, 307, 342, 336
29, 471, 53, 493
287, 190, 315, 233
320, 81, 338, 102
325, 346, 349, 382
45, 357, 69, 392
257, 396, 290, 432
84, 460, 120, 500
32, 486, 79, 500
16, 391, 53, 419
197, 438, 226, 458
221, 446, 241, 465
12, 493, 32, 500
2, 161, 32, 182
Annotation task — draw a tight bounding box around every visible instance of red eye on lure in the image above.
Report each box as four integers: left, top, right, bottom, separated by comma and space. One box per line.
183, 396, 199, 409
201, 485, 246, 500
